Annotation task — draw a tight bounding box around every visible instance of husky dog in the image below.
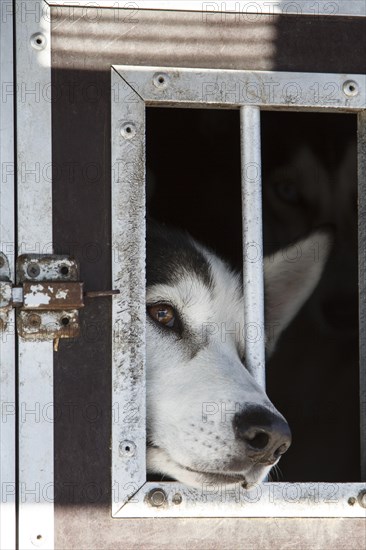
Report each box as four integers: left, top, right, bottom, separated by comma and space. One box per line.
145, 224, 331, 489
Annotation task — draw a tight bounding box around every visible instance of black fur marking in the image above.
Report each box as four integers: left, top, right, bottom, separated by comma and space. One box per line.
146, 221, 213, 290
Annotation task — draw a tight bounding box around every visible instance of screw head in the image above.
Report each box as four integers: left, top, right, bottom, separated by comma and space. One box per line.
172, 492, 182, 505
147, 488, 167, 507
343, 80, 359, 97
30, 33, 47, 50
153, 72, 169, 90
119, 440, 136, 457
26, 263, 40, 278
120, 122, 136, 139
357, 490, 366, 508
28, 313, 42, 328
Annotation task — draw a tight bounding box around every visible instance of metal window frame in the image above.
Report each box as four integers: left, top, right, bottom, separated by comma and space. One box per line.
111, 65, 366, 518
47, 1, 366, 18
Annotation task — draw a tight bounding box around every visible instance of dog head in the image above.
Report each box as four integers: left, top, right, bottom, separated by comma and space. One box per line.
146, 223, 331, 488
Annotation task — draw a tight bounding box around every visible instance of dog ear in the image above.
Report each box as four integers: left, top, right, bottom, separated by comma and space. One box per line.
264, 229, 332, 355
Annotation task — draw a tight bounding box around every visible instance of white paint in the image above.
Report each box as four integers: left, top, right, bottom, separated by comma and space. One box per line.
24, 285, 51, 307
55, 289, 68, 299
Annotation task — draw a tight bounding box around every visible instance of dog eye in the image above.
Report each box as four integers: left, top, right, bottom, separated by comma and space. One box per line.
147, 303, 176, 329
274, 180, 300, 204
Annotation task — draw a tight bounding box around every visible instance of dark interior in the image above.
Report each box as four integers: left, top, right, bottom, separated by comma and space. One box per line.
146, 108, 360, 482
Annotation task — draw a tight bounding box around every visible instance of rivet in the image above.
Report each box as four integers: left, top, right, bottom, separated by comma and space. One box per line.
26, 263, 40, 278
120, 122, 136, 139
357, 490, 366, 508
147, 488, 167, 507
30, 33, 47, 50
172, 492, 182, 505
342, 80, 359, 97
348, 497, 356, 506
119, 440, 136, 457
28, 314, 42, 328
153, 72, 169, 90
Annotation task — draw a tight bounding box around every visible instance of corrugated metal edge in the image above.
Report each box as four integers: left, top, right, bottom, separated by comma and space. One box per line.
0, 2, 16, 548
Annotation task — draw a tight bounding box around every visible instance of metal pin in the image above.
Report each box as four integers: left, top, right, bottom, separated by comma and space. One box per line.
84, 289, 120, 298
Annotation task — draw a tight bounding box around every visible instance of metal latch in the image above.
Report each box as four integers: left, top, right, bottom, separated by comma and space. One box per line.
0, 252, 119, 348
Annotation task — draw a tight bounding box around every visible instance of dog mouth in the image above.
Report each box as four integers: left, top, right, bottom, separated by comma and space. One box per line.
183, 465, 249, 487
147, 445, 263, 489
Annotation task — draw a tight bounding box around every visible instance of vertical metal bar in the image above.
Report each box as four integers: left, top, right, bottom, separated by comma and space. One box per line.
0, 3, 16, 549
16, 1, 54, 548
111, 69, 146, 515
358, 110, 366, 481
240, 106, 266, 389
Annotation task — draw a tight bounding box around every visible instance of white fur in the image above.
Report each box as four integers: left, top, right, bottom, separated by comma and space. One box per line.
146, 230, 330, 488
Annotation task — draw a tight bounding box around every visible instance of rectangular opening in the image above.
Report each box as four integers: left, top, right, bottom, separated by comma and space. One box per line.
147, 108, 360, 484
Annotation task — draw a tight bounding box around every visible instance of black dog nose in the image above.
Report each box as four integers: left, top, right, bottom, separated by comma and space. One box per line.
233, 404, 291, 464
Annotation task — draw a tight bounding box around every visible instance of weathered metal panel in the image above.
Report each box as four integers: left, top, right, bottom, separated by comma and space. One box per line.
22, 282, 83, 311
16, 0, 54, 548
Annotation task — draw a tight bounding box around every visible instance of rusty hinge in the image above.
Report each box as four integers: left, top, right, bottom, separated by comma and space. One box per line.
0, 252, 119, 349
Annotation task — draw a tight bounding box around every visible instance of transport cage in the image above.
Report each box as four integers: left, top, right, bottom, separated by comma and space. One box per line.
1, 1, 365, 549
